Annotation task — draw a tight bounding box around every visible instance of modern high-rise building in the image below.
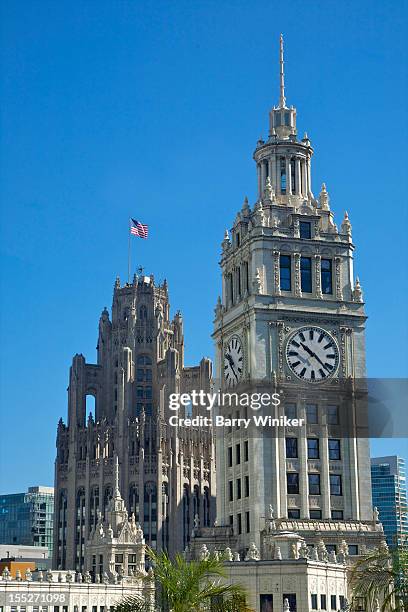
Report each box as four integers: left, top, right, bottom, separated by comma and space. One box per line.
53, 274, 215, 572
371, 456, 408, 548
0, 487, 54, 555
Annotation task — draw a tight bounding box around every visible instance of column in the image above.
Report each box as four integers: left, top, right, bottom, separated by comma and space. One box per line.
276, 157, 281, 195
315, 254, 322, 299
273, 251, 281, 296
294, 253, 302, 297
257, 164, 261, 197
260, 162, 266, 193
301, 160, 307, 197
286, 157, 292, 195
306, 157, 312, 196
271, 154, 277, 194
295, 157, 301, 195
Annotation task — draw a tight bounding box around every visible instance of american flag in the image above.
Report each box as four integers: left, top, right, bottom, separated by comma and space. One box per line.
130, 218, 149, 239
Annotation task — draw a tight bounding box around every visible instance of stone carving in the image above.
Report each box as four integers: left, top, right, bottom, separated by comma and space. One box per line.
58, 572, 63, 582
214, 296, 223, 319
319, 183, 330, 210
353, 277, 363, 302
224, 547, 233, 561
335, 257, 343, 300
222, 229, 231, 252
241, 196, 251, 217
283, 598, 291, 612
76, 572, 83, 583
15, 569, 22, 581
253, 268, 263, 294
200, 544, 210, 560
245, 542, 260, 561
317, 539, 328, 561
84, 571, 92, 584
315, 254, 322, 298
294, 253, 301, 296
299, 541, 309, 559
290, 543, 299, 560
25, 568, 32, 581
2, 567, 10, 581
103, 571, 110, 585
233, 551, 240, 562
329, 550, 337, 563
66, 570, 73, 583
263, 177, 274, 203
373, 507, 379, 522
274, 546, 282, 560
46, 569, 54, 582
341, 211, 352, 235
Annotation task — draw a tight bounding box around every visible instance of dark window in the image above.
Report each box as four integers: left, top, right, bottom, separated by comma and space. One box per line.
286, 437, 298, 458
328, 439, 341, 460
332, 510, 343, 519
306, 404, 318, 424
280, 255, 291, 291
311, 594, 318, 610
331, 595, 337, 610
330, 474, 342, 496
348, 545, 359, 556
290, 159, 296, 192
260, 594, 273, 612
285, 112, 290, 126
300, 221, 311, 239
326, 544, 337, 553
307, 438, 320, 459
275, 113, 281, 127
283, 594, 296, 612
287, 473, 299, 494
237, 513, 242, 534
321, 594, 327, 610
227, 447, 233, 467
310, 509, 322, 519
327, 405, 339, 425
245, 475, 249, 497
228, 481, 233, 502
237, 478, 241, 500
308, 474, 321, 495
244, 440, 249, 462
280, 158, 287, 194
229, 514, 233, 527
339, 596, 345, 610
300, 256, 312, 293
288, 509, 300, 518
236, 443, 241, 465
321, 259, 333, 294
285, 403, 297, 419
246, 511, 250, 533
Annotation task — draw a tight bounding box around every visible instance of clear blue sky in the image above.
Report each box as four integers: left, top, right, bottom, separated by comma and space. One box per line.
0, 0, 407, 493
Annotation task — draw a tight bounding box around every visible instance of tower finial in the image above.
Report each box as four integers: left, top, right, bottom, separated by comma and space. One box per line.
279, 34, 286, 108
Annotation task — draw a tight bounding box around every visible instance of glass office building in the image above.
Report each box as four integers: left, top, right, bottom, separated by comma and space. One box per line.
371, 456, 408, 549
0, 486, 54, 555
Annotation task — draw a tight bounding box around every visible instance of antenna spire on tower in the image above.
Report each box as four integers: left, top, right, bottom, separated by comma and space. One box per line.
279, 33, 286, 108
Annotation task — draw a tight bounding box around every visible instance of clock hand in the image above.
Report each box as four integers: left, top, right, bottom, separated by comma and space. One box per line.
300, 342, 330, 372
226, 354, 238, 378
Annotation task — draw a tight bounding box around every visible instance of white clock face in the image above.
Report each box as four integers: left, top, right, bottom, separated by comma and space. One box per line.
224, 335, 244, 387
286, 326, 339, 382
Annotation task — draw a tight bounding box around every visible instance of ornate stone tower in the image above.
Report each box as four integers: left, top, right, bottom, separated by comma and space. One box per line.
212, 36, 381, 555
54, 273, 215, 571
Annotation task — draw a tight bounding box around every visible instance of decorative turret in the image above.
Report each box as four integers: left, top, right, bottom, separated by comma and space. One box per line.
319, 183, 330, 210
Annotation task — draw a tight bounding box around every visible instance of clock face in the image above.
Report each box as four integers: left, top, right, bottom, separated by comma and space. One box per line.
286, 326, 339, 382
224, 335, 244, 387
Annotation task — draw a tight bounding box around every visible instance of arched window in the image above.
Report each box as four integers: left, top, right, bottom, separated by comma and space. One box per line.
183, 484, 190, 549
136, 355, 153, 416
89, 486, 99, 532
144, 482, 157, 548
57, 490, 67, 569
139, 305, 148, 320
75, 488, 86, 572
129, 484, 140, 522
103, 485, 113, 519
193, 485, 200, 522
203, 486, 210, 527
162, 482, 169, 551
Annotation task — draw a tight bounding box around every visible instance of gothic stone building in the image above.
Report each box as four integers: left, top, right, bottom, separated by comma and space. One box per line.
54, 274, 215, 571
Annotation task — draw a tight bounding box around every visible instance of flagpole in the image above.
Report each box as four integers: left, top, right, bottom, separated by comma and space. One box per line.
128, 218, 131, 284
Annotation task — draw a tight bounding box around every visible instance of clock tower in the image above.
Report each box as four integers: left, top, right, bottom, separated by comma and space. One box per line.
213, 36, 381, 553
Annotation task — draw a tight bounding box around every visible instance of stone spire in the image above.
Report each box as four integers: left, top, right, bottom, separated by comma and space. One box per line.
279, 34, 286, 108
113, 454, 121, 499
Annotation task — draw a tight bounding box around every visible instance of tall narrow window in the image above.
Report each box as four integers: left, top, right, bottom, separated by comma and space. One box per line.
237, 267, 241, 298
308, 474, 321, 495
245, 511, 250, 533
203, 486, 210, 527
280, 255, 291, 291
290, 158, 296, 192
280, 158, 287, 194
300, 256, 312, 293
285, 438, 298, 458
299, 221, 311, 239
182, 484, 190, 548
321, 259, 333, 294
